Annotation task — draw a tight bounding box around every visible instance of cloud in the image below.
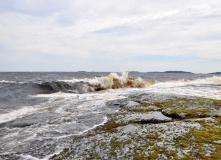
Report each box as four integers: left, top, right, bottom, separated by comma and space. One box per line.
0, 0, 221, 72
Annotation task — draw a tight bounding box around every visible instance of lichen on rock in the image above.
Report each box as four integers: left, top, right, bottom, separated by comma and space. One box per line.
50, 93, 221, 160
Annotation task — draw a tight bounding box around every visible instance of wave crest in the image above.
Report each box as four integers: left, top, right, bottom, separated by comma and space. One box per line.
88, 72, 156, 90
195, 76, 221, 84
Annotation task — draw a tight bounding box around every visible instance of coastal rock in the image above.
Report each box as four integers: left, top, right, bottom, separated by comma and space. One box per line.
123, 111, 172, 123
137, 118, 172, 124
210, 109, 221, 117
214, 114, 221, 117
105, 99, 129, 108
51, 93, 221, 160
125, 101, 140, 107
162, 111, 189, 119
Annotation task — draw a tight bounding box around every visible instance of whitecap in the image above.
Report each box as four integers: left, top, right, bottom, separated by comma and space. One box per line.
0, 107, 38, 124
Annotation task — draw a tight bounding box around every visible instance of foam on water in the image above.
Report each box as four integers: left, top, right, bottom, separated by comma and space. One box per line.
50, 74, 220, 96
0, 80, 22, 83
88, 72, 156, 90
89, 72, 128, 89
0, 107, 38, 124
61, 78, 87, 83
99, 76, 221, 100
145, 76, 221, 100
153, 76, 221, 87
34, 91, 126, 101
20, 154, 40, 160
0, 88, 125, 159
194, 76, 221, 84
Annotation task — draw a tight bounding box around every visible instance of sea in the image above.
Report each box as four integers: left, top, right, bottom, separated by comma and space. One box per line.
0, 72, 221, 160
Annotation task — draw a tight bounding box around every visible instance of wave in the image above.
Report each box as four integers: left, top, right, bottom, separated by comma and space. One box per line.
35, 72, 156, 94
0, 106, 38, 124
86, 74, 221, 91
193, 76, 221, 84
25, 74, 221, 94
2, 74, 220, 97
151, 76, 221, 88
147, 76, 221, 100
0, 80, 23, 84
37, 81, 93, 94
88, 72, 156, 90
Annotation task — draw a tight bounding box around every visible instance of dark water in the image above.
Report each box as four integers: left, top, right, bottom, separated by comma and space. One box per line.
0, 72, 220, 160
0, 72, 215, 112
0, 72, 216, 83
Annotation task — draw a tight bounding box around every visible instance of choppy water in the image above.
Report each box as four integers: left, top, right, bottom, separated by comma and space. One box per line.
0, 72, 220, 160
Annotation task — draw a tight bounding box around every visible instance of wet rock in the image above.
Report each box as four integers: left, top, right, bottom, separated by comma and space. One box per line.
125, 101, 140, 107
214, 140, 221, 144
135, 118, 172, 124
106, 99, 129, 107
162, 109, 211, 119
214, 114, 221, 117
210, 108, 221, 117
122, 111, 172, 124
178, 112, 188, 118
3, 112, 61, 128
51, 93, 221, 160
7, 122, 34, 128
162, 112, 185, 119
183, 117, 216, 123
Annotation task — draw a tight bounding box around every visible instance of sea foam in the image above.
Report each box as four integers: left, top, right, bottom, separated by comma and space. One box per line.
0, 107, 38, 124
88, 72, 156, 90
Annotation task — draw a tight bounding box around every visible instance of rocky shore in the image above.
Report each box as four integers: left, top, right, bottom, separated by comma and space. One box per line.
51, 93, 221, 160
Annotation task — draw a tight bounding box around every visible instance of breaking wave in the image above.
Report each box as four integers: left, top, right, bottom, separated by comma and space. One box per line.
193, 76, 221, 84
0, 106, 38, 124
152, 76, 221, 88
2, 74, 220, 96
37, 81, 93, 94
36, 72, 157, 94
0, 80, 23, 84
88, 72, 156, 90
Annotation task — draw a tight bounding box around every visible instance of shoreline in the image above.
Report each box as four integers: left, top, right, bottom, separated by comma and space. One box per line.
50, 93, 221, 159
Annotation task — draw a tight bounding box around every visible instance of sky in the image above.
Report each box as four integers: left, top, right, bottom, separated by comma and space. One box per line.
0, 0, 221, 73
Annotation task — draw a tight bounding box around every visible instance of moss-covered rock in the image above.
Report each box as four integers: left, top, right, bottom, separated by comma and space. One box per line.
50, 93, 221, 160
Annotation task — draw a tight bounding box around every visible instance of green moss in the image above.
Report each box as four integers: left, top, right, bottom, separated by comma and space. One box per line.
141, 96, 221, 111
110, 137, 121, 149
146, 146, 160, 159
172, 117, 221, 159
124, 139, 132, 145
168, 150, 179, 159
133, 150, 146, 160
212, 100, 221, 109
192, 123, 221, 143
50, 95, 221, 160
145, 132, 160, 139
176, 140, 189, 148
143, 141, 155, 147
211, 145, 221, 159
100, 142, 107, 148
173, 108, 209, 114
169, 108, 210, 119
126, 107, 154, 112
96, 117, 127, 133
125, 96, 219, 120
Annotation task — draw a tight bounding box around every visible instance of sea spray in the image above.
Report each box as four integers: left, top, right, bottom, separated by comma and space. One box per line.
151, 76, 221, 88
88, 72, 157, 90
